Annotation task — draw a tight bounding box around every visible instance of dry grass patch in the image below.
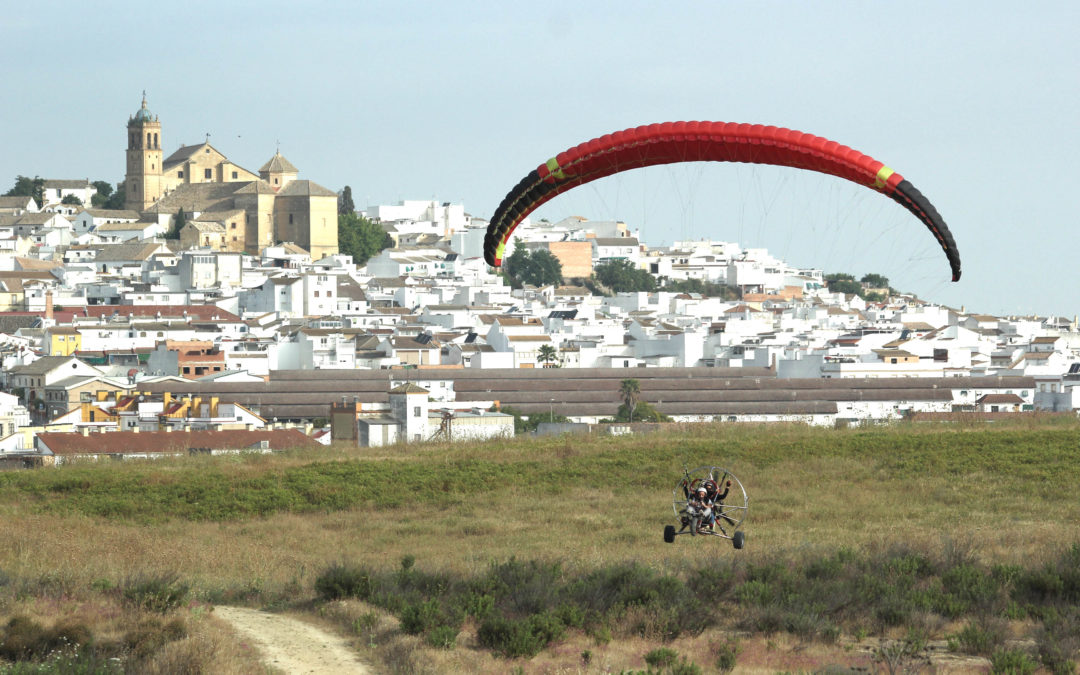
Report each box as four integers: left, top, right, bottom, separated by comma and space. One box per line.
1, 420, 1079, 670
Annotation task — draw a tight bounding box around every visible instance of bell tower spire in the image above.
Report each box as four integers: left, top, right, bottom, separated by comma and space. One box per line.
124, 92, 163, 211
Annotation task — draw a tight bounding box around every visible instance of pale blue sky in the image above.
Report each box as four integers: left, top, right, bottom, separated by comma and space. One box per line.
2, 2, 1077, 316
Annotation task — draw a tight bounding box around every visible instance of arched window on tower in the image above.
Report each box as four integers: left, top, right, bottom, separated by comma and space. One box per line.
154, 133, 158, 148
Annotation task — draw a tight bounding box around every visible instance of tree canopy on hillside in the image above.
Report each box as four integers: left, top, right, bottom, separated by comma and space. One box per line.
504, 247, 562, 288
338, 185, 356, 215
662, 277, 740, 299
593, 259, 656, 293
339, 212, 392, 266
3, 175, 45, 205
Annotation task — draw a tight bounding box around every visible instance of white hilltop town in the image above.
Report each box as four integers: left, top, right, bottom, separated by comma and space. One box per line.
2, 98, 1079, 465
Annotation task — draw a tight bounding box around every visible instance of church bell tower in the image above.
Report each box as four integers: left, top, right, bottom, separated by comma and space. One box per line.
124, 92, 163, 212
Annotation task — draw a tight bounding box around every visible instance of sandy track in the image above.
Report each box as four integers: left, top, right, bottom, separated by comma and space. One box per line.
214, 606, 371, 674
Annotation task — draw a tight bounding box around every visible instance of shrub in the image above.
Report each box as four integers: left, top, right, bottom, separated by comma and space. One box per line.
686, 561, 735, 599
938, 562, 999, 616
644, 646, 678, 668
122, 573, 190, 613
670, 657, 703, 675
714, 639, 739, 673
425, 625, 458, 649
314, 563, 372, 600
480, 558, 563, 615
458, 592, 495, 620
554, 602, 587, 629
124, 617, 188, 659
0, 616, 93, 661
990, 648, 1038, 675
353, 611, 379, 635
1014, 566, 1065, 607
476, 612, 565, 659
734, 579, 772, 607
950, 620, 1005, 656
399, 599, 442, 636
526, 611, 566, 645
737, 605, 785, 635
477, 615, 545, 659
1037, 610, 1080, 675
567, 562, 679, 614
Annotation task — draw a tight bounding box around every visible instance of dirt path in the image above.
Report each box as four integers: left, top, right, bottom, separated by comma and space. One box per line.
214, 606, 371, 674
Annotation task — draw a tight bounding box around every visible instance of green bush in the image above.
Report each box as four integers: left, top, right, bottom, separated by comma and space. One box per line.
1037, 610, 1080, 675
484, 558, 564, 615
937, 562, 999, 616
990, 648, 1038, 675
476, 615, 546, 659
736, 605, 785, 635
425, 625, 458, 649
476, 612, 565, 659
314, 563, 372, 600
644, 646, 678, 668
399, 599, 442, 636
122, 572, 190, 613
0, 616, 93, 662
458, 592, 495, 620
734, 580, 772, 607
686, 561, 735, 599
714, 640, 739, 672
950, 620, 1005, 656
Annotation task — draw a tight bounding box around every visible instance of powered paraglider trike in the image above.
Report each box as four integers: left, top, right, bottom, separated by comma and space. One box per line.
664, 466, 749, 549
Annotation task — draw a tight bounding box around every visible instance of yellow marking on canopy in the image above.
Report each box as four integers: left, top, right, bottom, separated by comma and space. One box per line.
546, 157, 566, 180
874, 166, 895, 190
494, 240, 506, 265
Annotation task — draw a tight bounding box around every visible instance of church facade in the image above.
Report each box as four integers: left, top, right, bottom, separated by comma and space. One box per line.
123, 95, 338, 259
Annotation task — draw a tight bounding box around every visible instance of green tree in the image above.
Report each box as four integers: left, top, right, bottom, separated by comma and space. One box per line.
338, 185, 356, 215
102, 182, 126, 209
4, 175, 45, 206
824, 272, 863, 297
618, 378, 641, 422
493, 405, 528, 434
90, 180, 113, 208
503, 247, 562, 288
662, 277, 741, 299
860, 273, 890, 289
593, 259, 656, 293
61, 194, 83, 206
615, 400, 671, 423
537, 344, 559, 367
339, 212, 392, 266
166, 208, 186, 240
524, 410, 571, 431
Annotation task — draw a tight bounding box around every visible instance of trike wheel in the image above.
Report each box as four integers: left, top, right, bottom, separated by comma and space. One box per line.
733, 530, 745, 550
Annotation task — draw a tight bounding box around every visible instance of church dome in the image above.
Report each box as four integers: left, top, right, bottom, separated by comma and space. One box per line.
131, 93, 154, 123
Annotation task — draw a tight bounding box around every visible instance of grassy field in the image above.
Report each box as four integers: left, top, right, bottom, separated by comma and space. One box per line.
0, 418, 1078, 672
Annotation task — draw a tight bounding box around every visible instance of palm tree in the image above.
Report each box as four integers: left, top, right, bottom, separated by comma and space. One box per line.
537, 344, 558, 368
618, 378, 641, 422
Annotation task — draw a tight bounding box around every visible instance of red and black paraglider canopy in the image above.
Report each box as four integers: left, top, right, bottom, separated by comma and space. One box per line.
484, 121, 961, 281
